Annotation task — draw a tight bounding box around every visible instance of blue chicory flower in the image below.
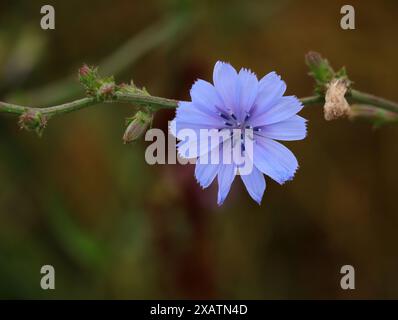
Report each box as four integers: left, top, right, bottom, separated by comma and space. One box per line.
171, 61, 307, 206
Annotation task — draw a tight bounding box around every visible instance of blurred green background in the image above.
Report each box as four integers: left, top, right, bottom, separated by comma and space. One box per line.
1, 0, 398, 299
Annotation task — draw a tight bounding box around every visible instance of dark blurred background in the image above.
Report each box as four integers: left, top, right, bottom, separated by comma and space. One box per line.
1, 0, 398, 299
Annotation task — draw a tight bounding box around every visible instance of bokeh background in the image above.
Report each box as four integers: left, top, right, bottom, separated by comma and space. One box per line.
1, 0, 398, 299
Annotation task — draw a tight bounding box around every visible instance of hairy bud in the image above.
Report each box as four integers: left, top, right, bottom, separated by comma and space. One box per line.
305, 51, 335, 93
123, 111, 153, 143
305, 51, 324, 70
78, 64, 100, 95
305, 51, 350, 95
18, 109, 48, 136
78, 64, 91, 78
98, 82, 116, 99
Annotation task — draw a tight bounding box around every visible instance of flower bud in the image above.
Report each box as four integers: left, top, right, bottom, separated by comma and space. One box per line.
305, 51, 324, 70
305, 51, 336, 94
98, 82, 116, 99
18, 109, 48, 136
78, 64, 101, 96
78, 64, 97, 82
78, 64, 90, 78
122, 111, 153, 143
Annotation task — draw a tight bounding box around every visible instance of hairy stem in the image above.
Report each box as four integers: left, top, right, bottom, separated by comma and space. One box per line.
2, 94, 319, 118
0, 92, 180, 118
2, 87, 398, 134
1, 90, 397, 121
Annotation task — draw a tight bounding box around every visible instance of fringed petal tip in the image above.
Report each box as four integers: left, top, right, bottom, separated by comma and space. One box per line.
169, 119, 177, 137
275, 167, 299, 185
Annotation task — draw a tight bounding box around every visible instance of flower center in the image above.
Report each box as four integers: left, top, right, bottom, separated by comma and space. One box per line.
217, 110, 262, 159
217, 110, 262, 132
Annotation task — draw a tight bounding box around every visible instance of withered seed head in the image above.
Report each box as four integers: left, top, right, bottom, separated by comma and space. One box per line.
323, 79, 351, 121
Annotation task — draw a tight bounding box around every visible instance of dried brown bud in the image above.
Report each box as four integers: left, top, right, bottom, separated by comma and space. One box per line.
323, 79, 350, 121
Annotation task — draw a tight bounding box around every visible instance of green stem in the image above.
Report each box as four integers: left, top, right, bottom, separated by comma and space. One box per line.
2, 94, 319, 118
114, 92, 179, 110
349, 104, 398, 125
0, 93, 180, 117
0, 101, 27, 114
1, 90, 398, 124
349, 89, 398, 114
300, 95, 324, 106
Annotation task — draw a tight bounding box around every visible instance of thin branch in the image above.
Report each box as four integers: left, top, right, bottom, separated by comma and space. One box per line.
2, 94, 322, 118
349, 104, 398, 125
0, 93, 180, 118
349, 89, 398, 114
300, 95, 324, 106
2, 91, 397, 121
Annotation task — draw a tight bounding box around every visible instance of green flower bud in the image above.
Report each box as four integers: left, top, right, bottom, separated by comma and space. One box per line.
305, 51, 335, 93
78, 64, 90, 78
98, 82, 116, 99
305, 51, 351, 95
78, 64, 100, 95
18, 109, 48, 137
